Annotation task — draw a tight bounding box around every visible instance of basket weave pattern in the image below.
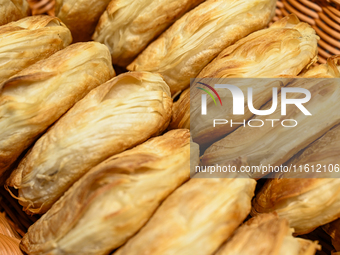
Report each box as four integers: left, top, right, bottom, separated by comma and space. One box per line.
275, 0, 340, 63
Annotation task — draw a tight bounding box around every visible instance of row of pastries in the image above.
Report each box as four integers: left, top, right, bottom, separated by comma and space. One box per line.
1, 0, 340, 254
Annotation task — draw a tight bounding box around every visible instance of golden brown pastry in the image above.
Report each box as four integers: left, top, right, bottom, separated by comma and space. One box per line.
20, 129, 196, 255
0, 0, 30, 26
114, 176, 256, 255
302, 55, 340, 78
55, 0, 112, 42
0, 42, 114, 181
0, 213, 22, 255
127, 0, 277, 95
93, 0, 205, 67
324, 219, 340, 251
202, 78, 340, 179
215, 213, 320, 255
0, 234, 22, 255
197, 14, 318, 79
252, 124, 340, 234
169, 88, 190, 130
6, 71, 172, 214
174, 15, 319, 144
0, 16, 72, 85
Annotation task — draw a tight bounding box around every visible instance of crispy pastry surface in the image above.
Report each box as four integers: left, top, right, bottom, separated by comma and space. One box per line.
302, 55, 340, 78
127, 0, 277, 95
0, 213, 22, 255
93, 0, 205, 67
252, 124, 340, 234
0, 16, 72, 85
114, 177, 255, 255
6, 71, 172, 214
0, 0, 30, 26
20, 129, 195, 255
55, 0, 111, 42
202, 78, 340, 179
173, 15, 318, 143
0, 41, 114, 180
216, 213, 319, 255
198, 14, 318, 79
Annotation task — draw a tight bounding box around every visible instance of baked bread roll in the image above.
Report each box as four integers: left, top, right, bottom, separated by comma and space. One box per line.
93, 0, 205, 67
0, 16, 72, 85
173, 15, 318, 143
197, 14, 318, 79
55, 0, 111, 42
114, 176, 256, 255
0, 41, 114, 181
202, 78, 340, 179
7, 71, 172, 214
169, 88, 190, 130
194, 14, 318, 144
215, 213, 320, 255
302, 55, 340, 78
127, 0, 277, 95
20, 130, 196, 255
0, 0, 30, 26
252, 124, 340, 234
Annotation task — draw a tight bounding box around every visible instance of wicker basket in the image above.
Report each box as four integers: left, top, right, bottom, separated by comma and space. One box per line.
275, 0, 340, 63
1, 0, 339, 254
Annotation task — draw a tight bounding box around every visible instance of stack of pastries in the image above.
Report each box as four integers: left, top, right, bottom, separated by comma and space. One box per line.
0, 0, 340, 254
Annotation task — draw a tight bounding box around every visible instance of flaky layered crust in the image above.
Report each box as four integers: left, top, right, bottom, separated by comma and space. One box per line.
0, 0, 30, 26
93, 0, 204, 67
302, 55, 340, 78
127, 0, 276, 95
7, 71, 172, 214
202, 78, 340, 179
114, 177, 256, 255
20, 130, 195, 255
252, 125, 340, 234
55, 0, 111, 42
0, 41, 114, 180
169, 88, 190, 130
216, 213, 319, 255
0, 16, 72, 85
172, 15, 319, 144
0, 213, 22, 255
198, 14, 318, 78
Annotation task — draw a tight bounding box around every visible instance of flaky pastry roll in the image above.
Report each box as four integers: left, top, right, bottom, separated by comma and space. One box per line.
114, 177, 255, 255
0, 16, 72, 85
173, 15, 318, 144
252, 124, 340, 234
198, 14, 318, 79
93, 0, 204, 67
302, 55, 340, 78
55, 0, 111, 42
127, 0, 277, 95
7, 71, 172, 214
215, 213, 320, 255
0, 41, 114, 180
20, 130, 196, 255
0, 0, 30, 26
202, 78, 340, 179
